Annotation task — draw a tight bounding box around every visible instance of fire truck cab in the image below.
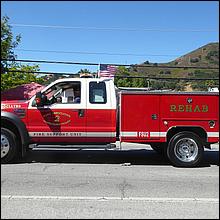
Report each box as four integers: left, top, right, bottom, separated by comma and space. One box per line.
1, 77, 219, 167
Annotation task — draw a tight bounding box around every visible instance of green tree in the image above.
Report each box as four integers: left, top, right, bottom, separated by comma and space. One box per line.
1, 65, 45, 91
1, 15, 45, 91
114, 66, 133, 87
78, 68, 91, 74
1, 16, 21, 70
132, 78, 145, 87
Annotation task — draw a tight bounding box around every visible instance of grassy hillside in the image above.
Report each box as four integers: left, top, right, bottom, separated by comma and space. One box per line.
115, 42, 219, 91
168, 42, 219, 67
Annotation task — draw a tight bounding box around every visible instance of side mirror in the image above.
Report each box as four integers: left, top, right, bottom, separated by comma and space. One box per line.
35, 92, 43, 107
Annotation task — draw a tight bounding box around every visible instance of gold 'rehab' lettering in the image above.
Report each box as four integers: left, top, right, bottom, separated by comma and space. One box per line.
178, 105, 185, 112
185, 105, 192, 112
170, 104, 208, 112
202, 105, 208, 112
170, 105, 176, 112
193, 105, 200, 112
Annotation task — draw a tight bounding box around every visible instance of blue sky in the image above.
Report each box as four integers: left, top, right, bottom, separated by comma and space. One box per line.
1, 1, 219, 74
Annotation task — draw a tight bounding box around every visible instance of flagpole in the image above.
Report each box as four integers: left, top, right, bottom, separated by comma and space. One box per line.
97, 63, 101, 78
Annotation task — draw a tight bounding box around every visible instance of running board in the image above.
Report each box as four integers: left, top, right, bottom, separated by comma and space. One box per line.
29, 144, 117, 151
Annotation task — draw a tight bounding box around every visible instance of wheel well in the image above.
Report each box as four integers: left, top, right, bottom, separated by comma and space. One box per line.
167, 127, 207, 143
2, 119, 22, 153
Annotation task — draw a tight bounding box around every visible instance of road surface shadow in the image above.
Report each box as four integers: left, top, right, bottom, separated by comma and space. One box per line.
15, 149, 219, 167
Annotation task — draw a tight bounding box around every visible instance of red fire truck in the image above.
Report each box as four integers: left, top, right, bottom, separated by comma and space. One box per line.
1, 77, 219, 167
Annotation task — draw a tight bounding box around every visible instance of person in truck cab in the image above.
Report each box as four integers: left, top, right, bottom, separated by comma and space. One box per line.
56, 96, 62, 103
74, 89, 81, 103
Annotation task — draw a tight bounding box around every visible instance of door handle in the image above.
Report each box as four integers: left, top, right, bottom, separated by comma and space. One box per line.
78, 109, 85, 117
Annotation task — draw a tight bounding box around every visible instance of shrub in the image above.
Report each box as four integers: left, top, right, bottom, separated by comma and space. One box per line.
164, 70, 171, 74
190, 57, 199, 63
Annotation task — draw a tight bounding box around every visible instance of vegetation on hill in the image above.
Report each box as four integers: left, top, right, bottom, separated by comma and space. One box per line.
114, 43, 219, 91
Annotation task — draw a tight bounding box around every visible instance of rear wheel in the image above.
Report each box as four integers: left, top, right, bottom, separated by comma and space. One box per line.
167, 131, 204, 167
1, 128, 18, 163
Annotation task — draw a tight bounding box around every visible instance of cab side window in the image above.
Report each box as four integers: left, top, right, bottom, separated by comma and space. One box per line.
89, 82, 107, 104
62, 86, 81, 104
31, 81, 81, 106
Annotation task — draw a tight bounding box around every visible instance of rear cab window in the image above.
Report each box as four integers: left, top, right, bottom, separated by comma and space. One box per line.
89, 82, 107, 104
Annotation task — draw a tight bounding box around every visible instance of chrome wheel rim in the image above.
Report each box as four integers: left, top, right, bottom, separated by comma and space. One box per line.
174, 138, 198, 162
1, 134, 10, 158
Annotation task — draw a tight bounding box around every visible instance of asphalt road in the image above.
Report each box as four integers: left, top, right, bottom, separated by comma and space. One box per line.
1, 143, 219, 219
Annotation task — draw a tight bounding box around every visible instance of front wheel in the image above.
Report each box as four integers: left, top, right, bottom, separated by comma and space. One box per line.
1, 128, 18, 163
167, 132, 204, 167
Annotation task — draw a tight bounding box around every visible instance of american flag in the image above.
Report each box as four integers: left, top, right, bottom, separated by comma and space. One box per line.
98, 64, 117, 79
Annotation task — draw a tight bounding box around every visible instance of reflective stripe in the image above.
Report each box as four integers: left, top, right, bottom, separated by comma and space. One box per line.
87, 132, 116, 137
121, 131, 167, 137
121, 131, 219, 138
150, 132, 160, 137
207, 132, 219, 137
29, 131, 219, 138
150, 132, 167, 137
159, 132, 167, 137
29, 132, 116, 137
120, 132, 137, 137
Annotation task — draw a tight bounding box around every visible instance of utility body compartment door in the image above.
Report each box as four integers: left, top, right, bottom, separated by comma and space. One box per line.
120, 92, 160, 142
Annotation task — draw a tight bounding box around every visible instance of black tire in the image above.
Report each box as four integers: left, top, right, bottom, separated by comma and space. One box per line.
1, 128, 18, 163
150, 143, 167, 155
167, 131, 204, 167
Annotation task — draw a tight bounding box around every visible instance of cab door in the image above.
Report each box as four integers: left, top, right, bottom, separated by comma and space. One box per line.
27, 80, 87, 144
85, 80, 117, 144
